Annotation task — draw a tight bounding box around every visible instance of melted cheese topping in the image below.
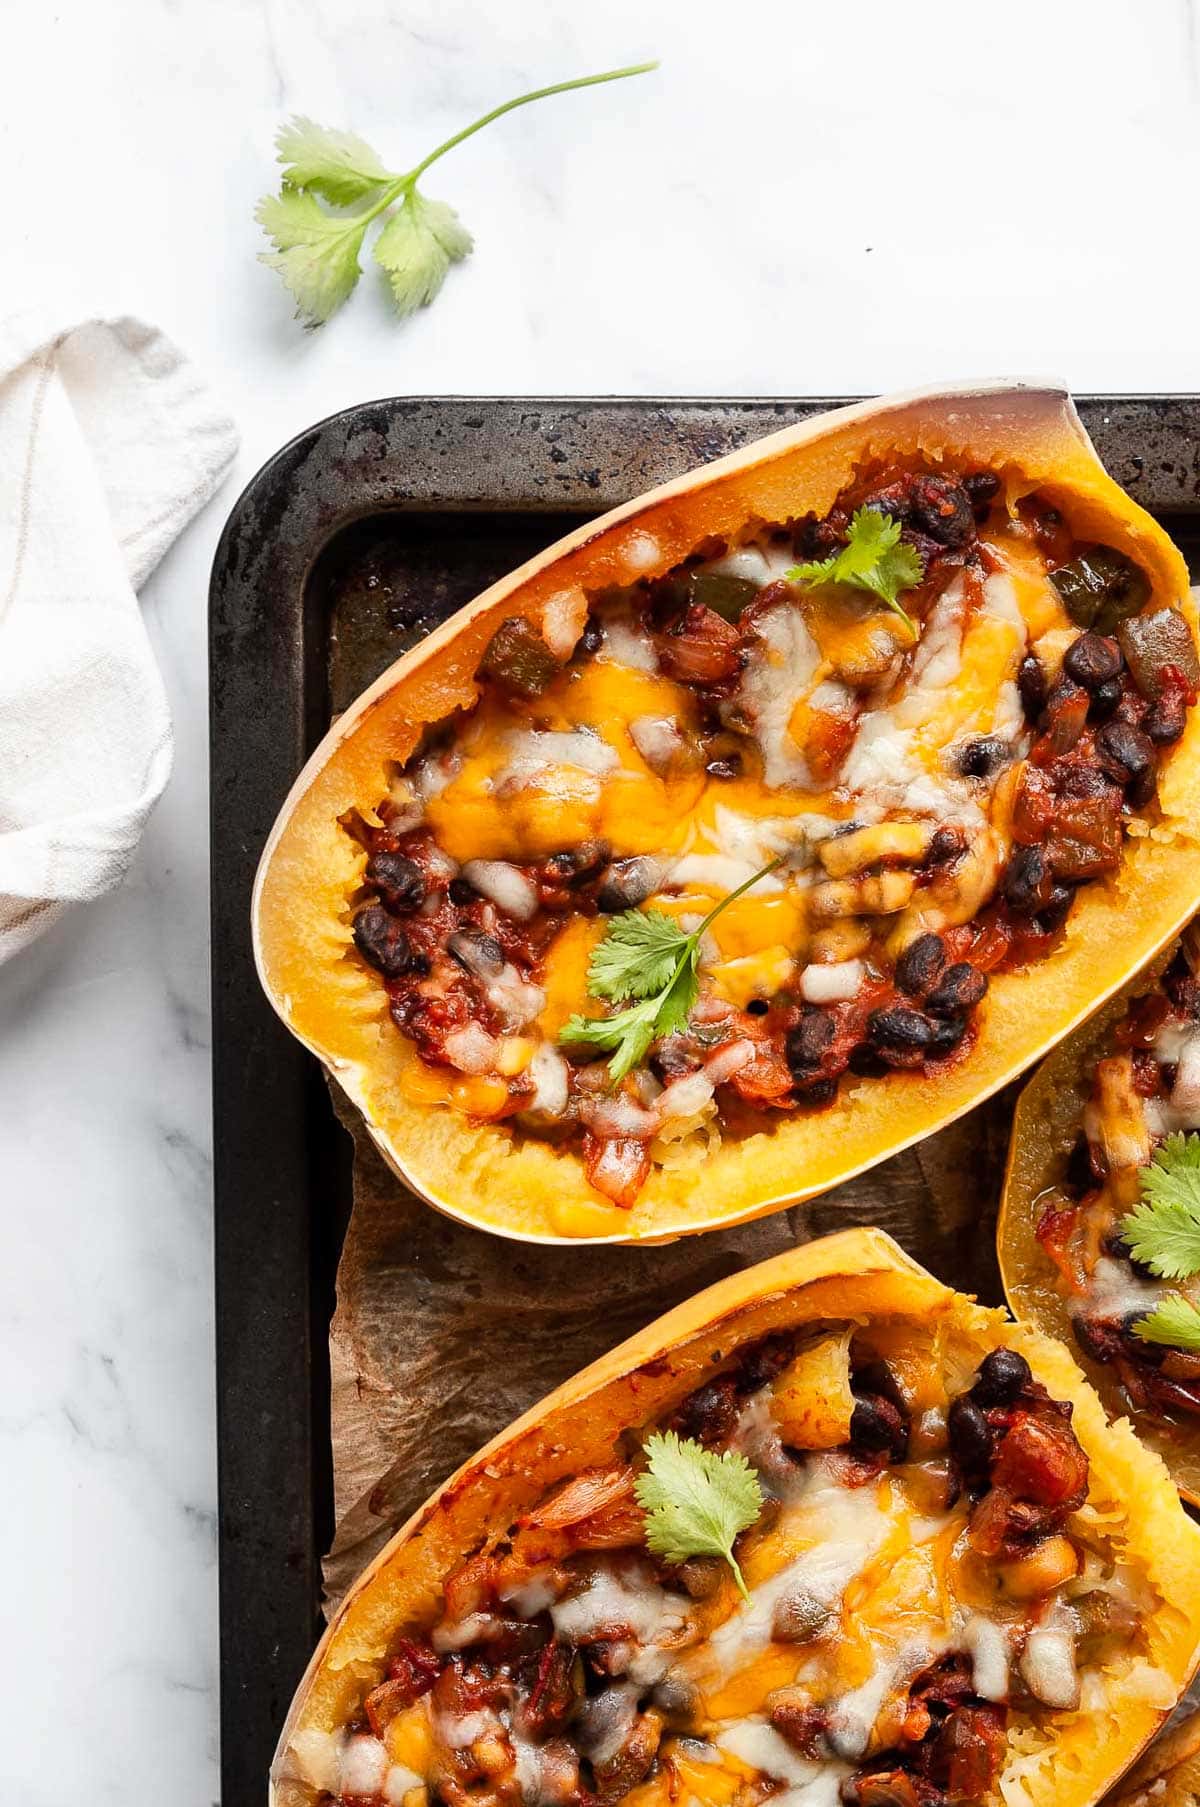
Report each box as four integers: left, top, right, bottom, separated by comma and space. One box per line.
416, 525, 1058, 1021
295, 1322, 1168, 1807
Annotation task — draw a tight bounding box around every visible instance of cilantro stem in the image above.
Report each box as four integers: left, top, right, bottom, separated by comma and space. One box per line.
330, 63, 659, 275
728, 1552, 751, 1602
690, 855, 785, 943
406, 63, 659, 185
640, 854, 786, 1028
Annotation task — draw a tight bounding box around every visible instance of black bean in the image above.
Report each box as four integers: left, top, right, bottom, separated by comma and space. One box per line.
795, 1076, 837, 1107
1146, 692, 1188, 746
1128, 763, 1158, 809
947, 1396, 992, 1474
957, 736, 1011, 779
1018, 653, 1048, 722
853, 1359, 906, 1411
1072, 1312, 1122, 1364
446, 929, 506, 979
924, 827, 965, 868
907, 474, 975, 548
1036, 884, 1075, 935
772, 1590, 831, 1643
850, 1395, 909, 1459
963, 471, 1001, 520
926, 1015, 967, 1057
542, 840, 610, 886
580, 618, 604, 655
1066, 1132, 1097, 1194
1096, 721, 1155, 784
1063, 632, 1122, 690
1004, 844, 1050, 916
895, 932, 946, 998
365, 851, 427, 913
971, 1348, 1031, 1406
868, 1007, 933, 1054
597, 857, 661, 913
848, 1043, 887, 1077
1088, 677, 1122, 722
448, 877, 477, 906
786, 1008, 835, 1074
925, 964, 987, 1019
353, 906, 421, 979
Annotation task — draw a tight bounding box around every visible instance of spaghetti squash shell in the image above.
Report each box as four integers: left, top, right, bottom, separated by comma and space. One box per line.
271, 1228, 1200, 1807
253, 382, 1200, 1243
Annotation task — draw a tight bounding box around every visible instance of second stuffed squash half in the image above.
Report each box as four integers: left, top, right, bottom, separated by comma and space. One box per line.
271, 1229, 1200, 1807
253, 382, 1200, 1242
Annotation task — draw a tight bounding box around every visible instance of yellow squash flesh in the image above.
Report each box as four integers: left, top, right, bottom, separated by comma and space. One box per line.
998, 939, 1200, 1501
271, 1227, 1200, 1807
253, 382, 1200, 1243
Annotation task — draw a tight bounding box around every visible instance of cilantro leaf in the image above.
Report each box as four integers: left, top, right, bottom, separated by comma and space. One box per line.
559, 996, 661, 1086
373, 190, 474, 316
634, 1430, 763, 1600
589, 909, 691, 1002
1132, 1294, 1200, 1351
558, 857, 780, 1083
256, 188, 371, 327
788, 507, 924, 639
274, 117, 392, 205
257, 63, 657, 329
1120, 1133, 1200, 1280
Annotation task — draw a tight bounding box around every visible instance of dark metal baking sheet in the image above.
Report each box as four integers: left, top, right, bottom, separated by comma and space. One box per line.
209, 394, 1200, 1805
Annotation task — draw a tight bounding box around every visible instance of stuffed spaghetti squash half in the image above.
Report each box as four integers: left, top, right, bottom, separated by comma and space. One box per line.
999, 921, 1200, 1501
253, 382, 1200, 1242
271, 1230, 1200, 1807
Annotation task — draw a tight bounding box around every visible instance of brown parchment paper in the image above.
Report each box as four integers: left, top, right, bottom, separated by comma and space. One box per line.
323, 1085, 1014, 1613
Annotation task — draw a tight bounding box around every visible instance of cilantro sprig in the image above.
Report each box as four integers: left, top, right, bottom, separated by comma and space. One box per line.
257, 64, 657, 328
1121, 1134, 1200, 1280
634, 1431, 763, 1601
559, 857, 782, 1083
1117, 1133, 1200, 1351
1131, 1295, 1200, 1351
787, 507, 924, 640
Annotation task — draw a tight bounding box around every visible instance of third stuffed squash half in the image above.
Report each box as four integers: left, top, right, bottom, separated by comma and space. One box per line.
271, 1229, 1200, 1807
999, 920, 1200, 1502
253, 382, 1200, 1242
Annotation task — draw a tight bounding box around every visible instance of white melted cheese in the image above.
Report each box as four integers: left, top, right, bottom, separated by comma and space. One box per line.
384, 1763, 425, 1805
550, 1563, 690, 1648
827, 1642, 937, 1761
839, 572, 1027, 827
340, 1732, 390, 1795
717, 1718, 832, 1787
799, 961, 864, 1004
499, 728, 619, 787
1080, 1256, 1164, 1322
735, 603, 821, 789
526, 1044, 570, 1119
600, 614, 659, 673
707, 543, 799, 587
965, 1614, 1011, 1702
434, 1707, 494, 1749
704, 1463, 889, 1682
710, 804, 822, 871
1168, 1028, 1200, 1129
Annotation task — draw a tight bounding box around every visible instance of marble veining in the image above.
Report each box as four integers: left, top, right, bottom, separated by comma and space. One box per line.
5, 0, 1200, 1801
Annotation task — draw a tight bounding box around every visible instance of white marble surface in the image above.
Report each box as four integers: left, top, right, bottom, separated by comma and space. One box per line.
4, 0, 1200, 1801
